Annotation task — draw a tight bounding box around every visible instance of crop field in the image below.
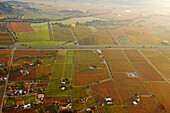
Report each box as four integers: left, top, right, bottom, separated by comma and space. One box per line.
78, 30, 118, 45
88, 26, 98, 32
16, 22, 50, 41
0, 50, 11, 63
126, 97, 166, 113
104, 106, 128, 113
52, 25, 74, 42
132, 63, 164, 81
72, 97, 96, 111
112, 72, 150, 104
7, 22, 34, 32
74, 64, 110, 86
0, 30, 14, 45
74, 50, 103, 64
116, 36, 134, 45
161, 50, 170, 57
146, 82, 170, 112
141, 50, 170, 79
95, 25, 107, 30
91, 80, 122, 105
125, 32, 162, 45
72, 26, 92, 40
102, 50, 134, 72
73, 86, 89, 98
72, 86, 97, 111
110, 29, 125, 37
124, 50, 147, 62
46, 50, 73, 97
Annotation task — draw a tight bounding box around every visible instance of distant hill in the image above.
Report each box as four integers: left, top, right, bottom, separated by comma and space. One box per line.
0, 1, 38, 15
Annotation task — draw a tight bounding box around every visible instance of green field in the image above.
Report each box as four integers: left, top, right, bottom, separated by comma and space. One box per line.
46, 50, 73, 97
17, 41, 65, 45
52, 25, 74, 42
16, 22, 50, 41
79, 30, 118, 45
72, 26, 92, 40
117, 36, 134, 45
88, 26, 98, 32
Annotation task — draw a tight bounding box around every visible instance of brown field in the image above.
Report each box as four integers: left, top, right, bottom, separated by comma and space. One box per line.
124, 50, 147, 62
146, 82, 170, 112
91, 80, 122, 105
0, 85, 5, 98
9, 66, 52, 81
95, 25, 107, 30
79, 30, 118, 45
141, 50, 170, 79
112, 73, 150, 104
104, 106, 128, 113
73, 26, 92, 40
74, 64, 110, 86
8, 22, 34, 32
0, 50, 11, 62
132, 63, 164, 81
74, 50, 103, 64
110, 29, 125, 37
102, 50, 134, 72
162, 50, 170, 57
126, 97, 166, 113
13, 50, 56, 60
125, 32, 162, 45
0, 30, 14, 45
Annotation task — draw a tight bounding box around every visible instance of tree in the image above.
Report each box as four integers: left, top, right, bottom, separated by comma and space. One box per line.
39, 106, 46, 113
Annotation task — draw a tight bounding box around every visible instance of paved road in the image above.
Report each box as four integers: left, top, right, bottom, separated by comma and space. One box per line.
0, 47, 15, 111
0, 45, 169, 50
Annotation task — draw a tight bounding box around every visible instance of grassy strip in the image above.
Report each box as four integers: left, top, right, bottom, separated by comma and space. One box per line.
17, 41, 65, 45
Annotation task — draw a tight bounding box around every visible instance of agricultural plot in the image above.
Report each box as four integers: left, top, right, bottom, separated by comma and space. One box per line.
91, 80, 122, 105
72, 86, 97, 112
78, 30, 118, 45
46, 50, 73, 97
161, 50, 170, 58
125, 32, 162, 45
74, 50, 103, 64
124, 50, 147, 62
126, 97, 166, 113
7, 22, 34, 32
116, 36, 134, 45
112, 72, 150, 104
52, 25, 74, 42
9, 50, 56, 81
72, 26, 92, 40
132, 63, 165, 81
104, 106, 128, 113
141, 50, 170, 79
74, 64, 110, 86
16, 22, 50, 41
0, 30, 14, 45
95, 25, 107, 30
146, 82, 170, 112
88, 26, 98, 32
102, 50, 134, 72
